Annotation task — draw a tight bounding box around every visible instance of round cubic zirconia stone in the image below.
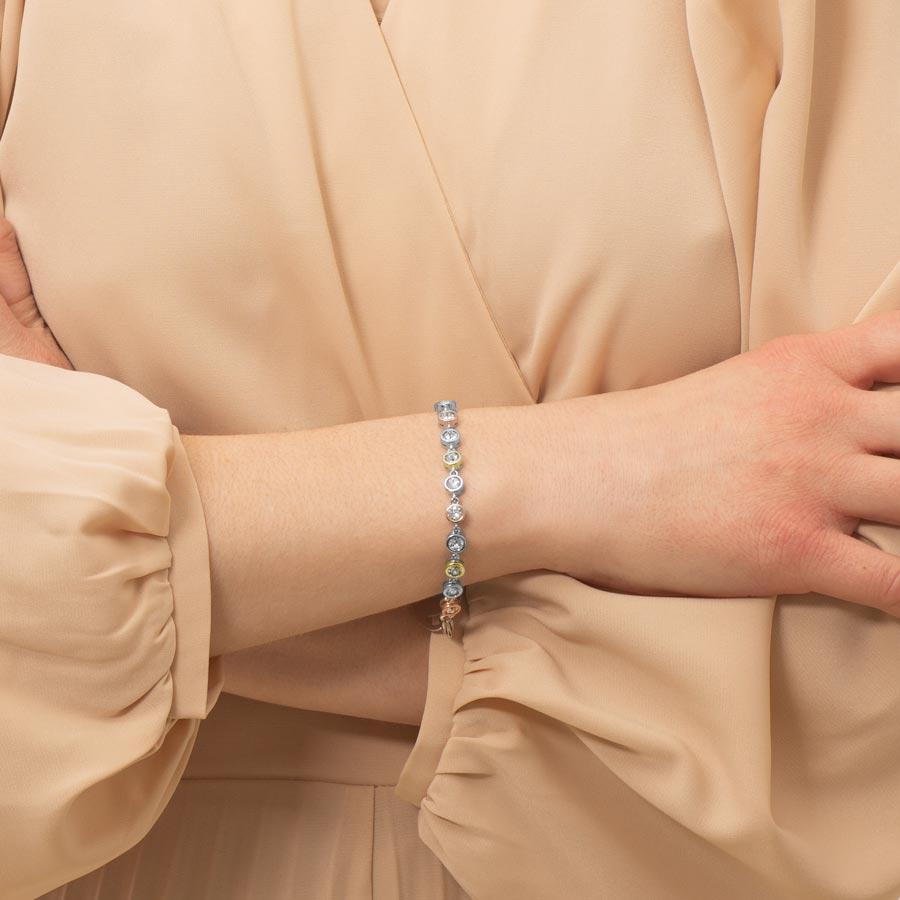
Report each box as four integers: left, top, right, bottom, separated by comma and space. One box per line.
443, 449, 462, 468
444, 473, 464, 493
447, 533, 466, 553
442, 580, 464, 599
446, 503, 465, 522
440, 428, 460, 449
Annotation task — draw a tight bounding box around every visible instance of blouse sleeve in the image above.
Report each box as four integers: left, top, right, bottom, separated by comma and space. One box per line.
0, 352, 225, 900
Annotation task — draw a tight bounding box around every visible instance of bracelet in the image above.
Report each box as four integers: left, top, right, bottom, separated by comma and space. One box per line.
430, 400, 466, 638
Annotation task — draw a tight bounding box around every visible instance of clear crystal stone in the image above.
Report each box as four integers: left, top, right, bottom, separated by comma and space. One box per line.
447, 534, 466, 553
446, 503, 465, 522
442, 580, 464, 599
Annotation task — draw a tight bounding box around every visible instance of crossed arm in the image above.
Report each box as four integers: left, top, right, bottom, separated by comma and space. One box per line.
0, 210, 559, 728
180, 405, 552, 725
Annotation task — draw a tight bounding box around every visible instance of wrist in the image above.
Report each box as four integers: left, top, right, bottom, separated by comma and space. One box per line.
447, 402, 546, 585
456, 399, 587, 584
523, 391, 634, 581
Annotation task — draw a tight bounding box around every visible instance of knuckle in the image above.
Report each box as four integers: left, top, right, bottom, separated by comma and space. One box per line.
780, 508, 825, 562
844, 309, 900, 358
750, 496, 824, 575
807, 380, 858, 440
818, 309, 900, 383
756, 343, 851, 441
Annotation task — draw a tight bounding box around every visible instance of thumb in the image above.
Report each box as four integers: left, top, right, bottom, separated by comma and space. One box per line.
0, 211, 41, 328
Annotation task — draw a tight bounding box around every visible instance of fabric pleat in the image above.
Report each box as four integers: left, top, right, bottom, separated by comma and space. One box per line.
36, 694, 470, 900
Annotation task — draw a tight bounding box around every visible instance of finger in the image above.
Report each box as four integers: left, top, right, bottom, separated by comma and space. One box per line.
852, 385, 900, 455
0, 212, 38, 325
806, 309, 900, 390
806, 530, 900, 618
832, 453, 900, 526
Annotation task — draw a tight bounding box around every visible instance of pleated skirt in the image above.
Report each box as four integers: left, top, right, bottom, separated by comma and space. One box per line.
37, 692, 471, 900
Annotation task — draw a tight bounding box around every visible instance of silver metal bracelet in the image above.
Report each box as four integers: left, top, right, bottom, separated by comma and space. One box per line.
430, 400, 466, 638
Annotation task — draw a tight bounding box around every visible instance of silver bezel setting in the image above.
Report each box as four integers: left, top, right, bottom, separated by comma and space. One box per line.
442, 579, 464, 599
444, 472, 464, 494
446, 532, 466, 553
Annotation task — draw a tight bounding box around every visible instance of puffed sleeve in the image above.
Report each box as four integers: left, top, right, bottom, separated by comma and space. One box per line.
0, 352, 225, 900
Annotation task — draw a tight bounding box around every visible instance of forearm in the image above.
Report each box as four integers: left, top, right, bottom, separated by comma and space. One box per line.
221, 601, 432, 726
181, 402, 555, 657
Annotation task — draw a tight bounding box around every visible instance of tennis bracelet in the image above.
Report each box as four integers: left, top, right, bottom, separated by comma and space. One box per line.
432, 400, 466, 637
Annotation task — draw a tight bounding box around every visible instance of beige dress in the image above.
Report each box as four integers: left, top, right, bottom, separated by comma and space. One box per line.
1, 1, 899, 898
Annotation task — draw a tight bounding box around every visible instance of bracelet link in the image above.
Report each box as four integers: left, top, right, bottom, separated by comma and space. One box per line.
432, 400, 466, 637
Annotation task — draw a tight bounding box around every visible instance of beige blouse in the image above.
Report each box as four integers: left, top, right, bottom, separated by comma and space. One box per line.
2, 1, 900, 898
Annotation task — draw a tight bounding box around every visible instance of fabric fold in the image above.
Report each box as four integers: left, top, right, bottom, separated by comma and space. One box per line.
0, 352, 222, 899
395, 604, 468, 807
166, 423, 224, 720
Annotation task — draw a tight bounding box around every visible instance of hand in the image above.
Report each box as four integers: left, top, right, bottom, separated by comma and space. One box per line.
542, 310, 900, 618
0, 212, 73, 369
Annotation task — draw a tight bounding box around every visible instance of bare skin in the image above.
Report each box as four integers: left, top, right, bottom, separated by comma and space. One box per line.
220, 600, 435, 726
544, 320, 900, 615
4, 211, 900, 729
178, 402, 550, 656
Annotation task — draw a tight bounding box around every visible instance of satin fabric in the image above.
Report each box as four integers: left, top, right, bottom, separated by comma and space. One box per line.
0, 1, 898, 898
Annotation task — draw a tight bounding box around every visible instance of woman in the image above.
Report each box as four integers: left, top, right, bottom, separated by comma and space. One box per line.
2, 1, 900, 898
